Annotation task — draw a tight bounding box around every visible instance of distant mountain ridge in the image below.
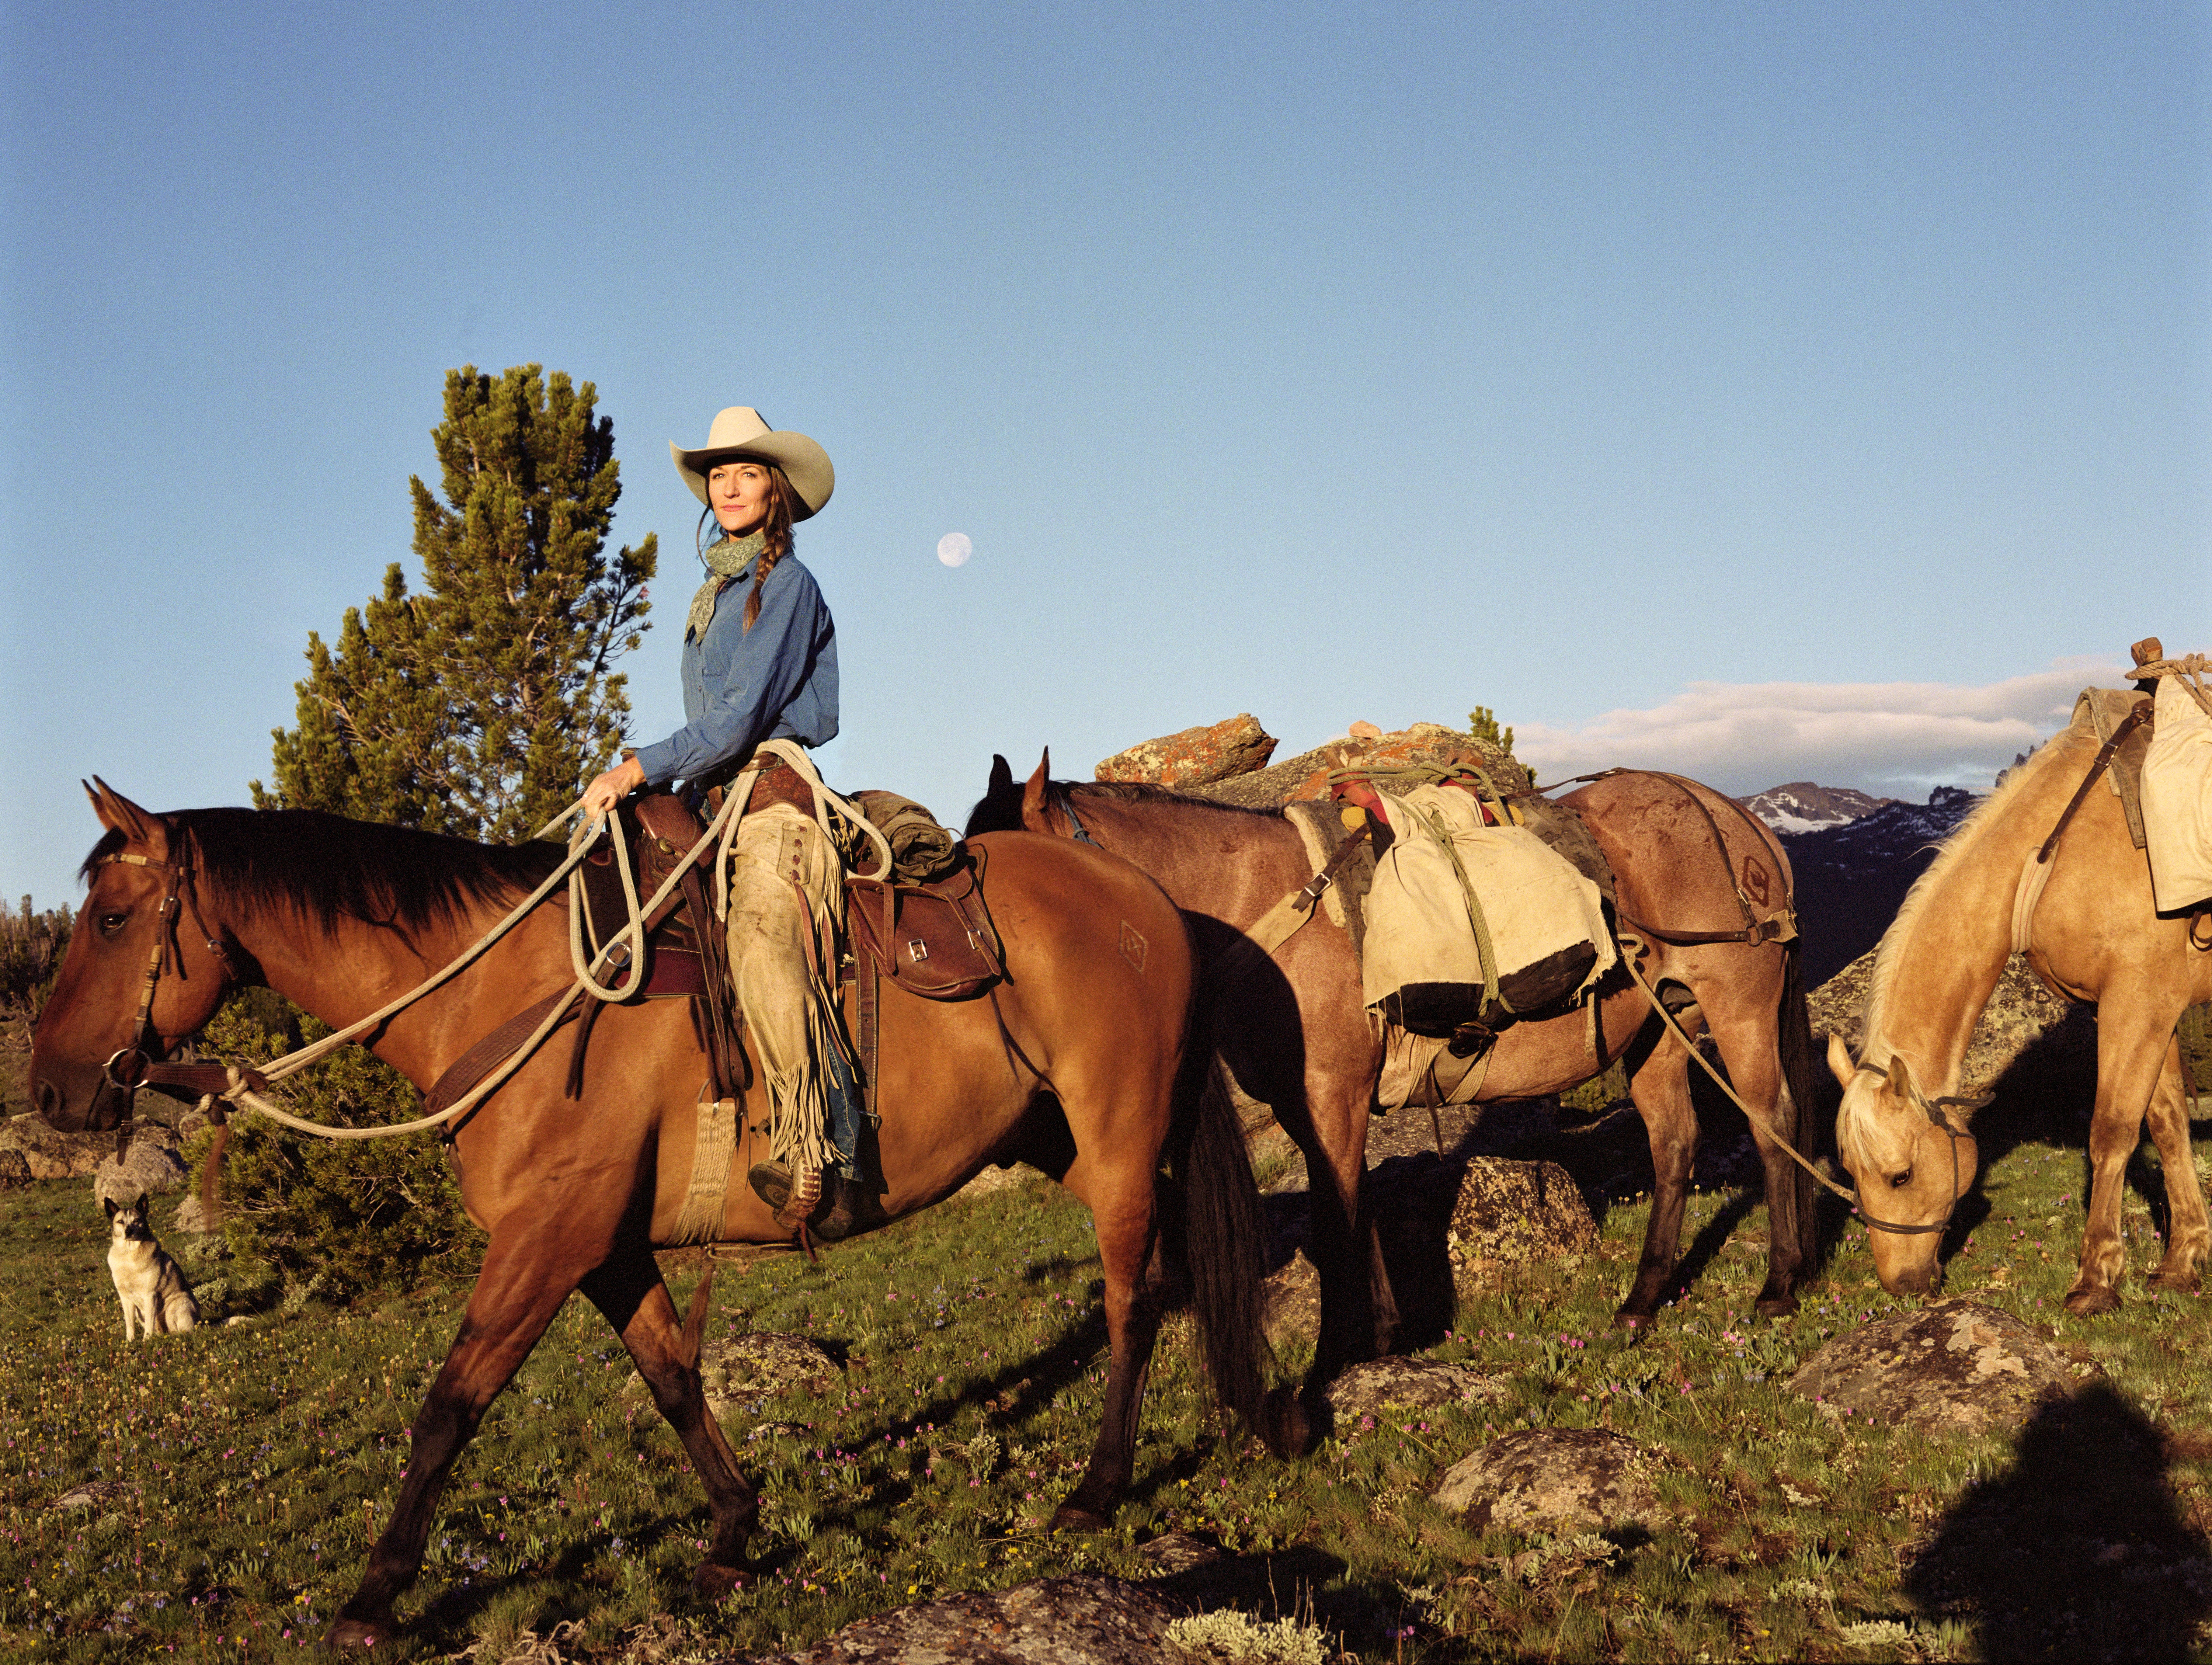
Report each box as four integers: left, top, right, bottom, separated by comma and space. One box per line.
1778, 787, 1979, 984
1736, 781, 1898, 833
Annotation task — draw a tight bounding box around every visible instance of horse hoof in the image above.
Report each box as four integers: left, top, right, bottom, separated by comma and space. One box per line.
1754, 1290, 1801, 1319
2149, 1271, 2201, 1296
2064, 1286, 2121, 1317
1611, 1308, 1651, 1332
692, 1560, 748, 1600
1049, 1502, 1113, 1534
324, 1617, 390, 1652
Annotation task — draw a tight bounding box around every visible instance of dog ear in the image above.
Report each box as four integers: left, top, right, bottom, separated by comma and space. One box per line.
103, 1194, 120, 1219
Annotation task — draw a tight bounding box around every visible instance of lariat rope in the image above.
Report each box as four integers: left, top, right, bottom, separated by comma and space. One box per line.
160, 741, 886, 1141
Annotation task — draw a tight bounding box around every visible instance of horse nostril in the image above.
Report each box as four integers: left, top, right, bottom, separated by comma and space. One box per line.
32, 1078, 60, 1121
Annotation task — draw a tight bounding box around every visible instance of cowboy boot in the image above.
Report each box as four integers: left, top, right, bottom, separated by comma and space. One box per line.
811, 1172, 864, 1243
749, 1160, 823, 1231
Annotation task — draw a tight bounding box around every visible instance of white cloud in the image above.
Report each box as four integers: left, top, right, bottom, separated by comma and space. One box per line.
1513, 657, 2122, 800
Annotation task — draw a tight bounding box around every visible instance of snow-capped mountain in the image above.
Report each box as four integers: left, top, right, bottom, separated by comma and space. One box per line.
1780, 786, 1979, 984
1737, 781, 1897, 834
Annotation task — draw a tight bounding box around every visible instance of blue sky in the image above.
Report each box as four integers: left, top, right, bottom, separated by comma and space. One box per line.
4, 1, 2206, 906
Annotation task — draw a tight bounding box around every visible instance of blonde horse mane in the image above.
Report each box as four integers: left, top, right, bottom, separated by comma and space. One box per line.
1859, 735, 2080, 1066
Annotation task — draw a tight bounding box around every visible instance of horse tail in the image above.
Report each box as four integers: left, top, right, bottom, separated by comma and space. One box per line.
1164, 1050, 1304, 1454
198, 1119, 232, 1229
1777, 940, 1822, 1269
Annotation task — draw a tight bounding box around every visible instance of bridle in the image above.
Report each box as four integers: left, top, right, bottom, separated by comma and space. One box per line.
1846, 1063, 1990, 1238
89, 847, 245, 1098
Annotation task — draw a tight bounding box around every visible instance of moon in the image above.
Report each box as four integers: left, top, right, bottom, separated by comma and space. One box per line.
936, 532, 972, 569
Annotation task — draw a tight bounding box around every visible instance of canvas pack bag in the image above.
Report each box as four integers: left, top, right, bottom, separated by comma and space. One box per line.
1361, 783, 1617, 1038
2141, 672, 2212, 913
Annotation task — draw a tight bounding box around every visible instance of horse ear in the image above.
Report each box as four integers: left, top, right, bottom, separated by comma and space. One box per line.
1022, 752, 1053, 834
987, 754, 1015, 799
1886, 1053, 1915, 1099
85, 777, 170, 861
1825, 1030, 1856, 1089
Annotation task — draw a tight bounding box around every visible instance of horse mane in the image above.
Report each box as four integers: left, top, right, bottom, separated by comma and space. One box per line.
1859, 743, 2067, 1061
80, 808, 563, 941
1047, 778, 1286, 821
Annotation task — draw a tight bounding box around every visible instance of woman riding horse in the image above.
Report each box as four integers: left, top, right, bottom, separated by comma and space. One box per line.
581, 406, 864, 1237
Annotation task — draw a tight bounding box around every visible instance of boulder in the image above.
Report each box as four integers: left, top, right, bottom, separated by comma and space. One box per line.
1810, 950, 2086, 1095
1184, 722, 1522, 811
1262, 1248, 1322, 1346
1433, 1429, 1661, 1534
736, 1574, 1191, 1664
0, 1114, 118, 1180
1093, 715, 1278, 789
1786, 1298, 2075, 1435
1135, 1532, 1227, 1574
1447, 1157, 1597, 1270
0, 1149, 29, 1191
94, 1141, 189, 1206
1325, 1357, 1506, 1421
700, 1332, 843, 1411
171, 1192, 219, 1235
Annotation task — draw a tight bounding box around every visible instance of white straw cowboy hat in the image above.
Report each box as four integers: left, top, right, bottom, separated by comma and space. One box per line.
671, 407, 835, 520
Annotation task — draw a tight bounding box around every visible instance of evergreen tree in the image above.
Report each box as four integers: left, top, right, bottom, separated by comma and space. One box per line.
254, 365, 657, 841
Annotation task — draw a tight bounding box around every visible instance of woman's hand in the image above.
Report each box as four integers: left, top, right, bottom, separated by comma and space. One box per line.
581, 755, 647, 822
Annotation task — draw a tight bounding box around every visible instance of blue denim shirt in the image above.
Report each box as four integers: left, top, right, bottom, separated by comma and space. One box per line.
632, 549, 839, 788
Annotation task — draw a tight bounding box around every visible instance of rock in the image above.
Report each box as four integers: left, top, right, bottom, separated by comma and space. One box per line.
1262, 1248, 1322, 1346
1325, 1357, 1506, 1421
171, 1192, 218, 1235
1183, 723, 1522, 812
94, 1141, 189, 1205
52, 1481, 135, 1512
1433, 1429, 1661, 1534
736, 1574, 1191, 1664
1136, 1532, 1227, 1574
0, 1113, 117, 1180
1810, 950, 2084, 1094
1787, 1298, 2074, 1435
0, 1150, 29, 1190
1093, 715, 1278, 789
697, 1332, 842, 1411
1447, 1157, 1597, 1269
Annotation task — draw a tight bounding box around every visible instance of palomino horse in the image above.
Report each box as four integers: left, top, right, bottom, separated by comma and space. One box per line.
968, 758, 1822, 1381
31, 784, 1290, 1649
1829, 724, 2212, 1312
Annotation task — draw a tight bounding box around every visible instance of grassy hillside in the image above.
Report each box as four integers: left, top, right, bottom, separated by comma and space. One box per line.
6, 1113, 2212, 1662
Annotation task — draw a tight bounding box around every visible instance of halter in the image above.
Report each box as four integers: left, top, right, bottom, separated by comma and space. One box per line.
90, 848, 241, 1095
1846, 1063, 1990, 1238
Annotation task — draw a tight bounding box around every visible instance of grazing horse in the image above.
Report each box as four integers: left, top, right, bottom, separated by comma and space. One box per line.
1828, 724, 2212, 1311
968, 756, 1822, 1380
30, 783, 1290, 1649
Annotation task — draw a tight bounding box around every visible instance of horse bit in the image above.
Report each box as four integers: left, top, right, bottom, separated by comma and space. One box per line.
88, 849, 244, 1102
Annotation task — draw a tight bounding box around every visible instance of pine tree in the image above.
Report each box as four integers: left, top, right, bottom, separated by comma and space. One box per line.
254, 365, 657, 841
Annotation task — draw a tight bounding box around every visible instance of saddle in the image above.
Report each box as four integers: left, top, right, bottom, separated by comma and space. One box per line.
2072, 686, 2155, 851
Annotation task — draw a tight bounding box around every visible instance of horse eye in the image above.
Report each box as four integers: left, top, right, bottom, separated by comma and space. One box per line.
97, 912, 129, 937
1888, 1169, 1912, 1189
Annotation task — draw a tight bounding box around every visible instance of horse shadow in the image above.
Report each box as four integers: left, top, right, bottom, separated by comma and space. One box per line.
1902, 1383, 2212, 1660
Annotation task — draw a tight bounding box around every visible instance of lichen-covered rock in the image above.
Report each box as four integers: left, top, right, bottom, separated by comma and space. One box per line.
0, 1149, 29, 1190
702, 1332, 843, 1410
1810, 950, 2084, 1094
94, 1140, 189, 1205
1093, 714, 1279, 788
1135, 1531, 1226, 1574
0, 1114, 116, 1180
1433, 1429, 1660, 1533
736, 1574, 1192, 1664
1285, 724, 1525, 803
172, 1192, 218, 1235
1448, 1157, 1597, 1268
1262, 1248, 1322, 1346
1326, 1356, 1506, 1421
1787, 1298, 2074, 1435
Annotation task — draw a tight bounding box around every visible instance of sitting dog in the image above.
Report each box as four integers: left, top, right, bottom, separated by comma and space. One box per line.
104, 1193, 198, 1339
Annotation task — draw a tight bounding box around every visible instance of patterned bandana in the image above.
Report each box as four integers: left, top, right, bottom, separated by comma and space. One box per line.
685, 529, 766, 642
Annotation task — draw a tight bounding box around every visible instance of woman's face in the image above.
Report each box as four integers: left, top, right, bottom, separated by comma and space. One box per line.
707, 460, 774, 537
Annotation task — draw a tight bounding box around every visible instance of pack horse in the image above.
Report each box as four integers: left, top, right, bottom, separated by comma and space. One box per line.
28, 782, 1295, 1649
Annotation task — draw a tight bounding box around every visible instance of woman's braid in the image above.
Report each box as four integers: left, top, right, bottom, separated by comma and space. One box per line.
741, 466, 799, 632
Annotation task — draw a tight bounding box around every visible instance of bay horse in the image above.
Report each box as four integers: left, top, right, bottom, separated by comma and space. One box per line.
29, 783, 1291, 1649
967, 755, 1822, 1381
1827, 722, 2212, 1312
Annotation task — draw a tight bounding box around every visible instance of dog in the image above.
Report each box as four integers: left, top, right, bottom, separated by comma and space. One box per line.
104, 1193, 198, 1339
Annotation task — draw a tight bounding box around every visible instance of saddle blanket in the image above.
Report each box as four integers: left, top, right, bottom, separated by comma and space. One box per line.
2142, 672, 2212, 912
1361, 783, 1616, 1037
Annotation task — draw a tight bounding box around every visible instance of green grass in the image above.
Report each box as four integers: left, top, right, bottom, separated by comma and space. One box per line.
8, 1120, 2212, 1662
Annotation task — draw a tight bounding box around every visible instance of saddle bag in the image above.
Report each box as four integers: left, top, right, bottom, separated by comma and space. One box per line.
1360, 783, 1616, 1038
846, 855, 1005, 1000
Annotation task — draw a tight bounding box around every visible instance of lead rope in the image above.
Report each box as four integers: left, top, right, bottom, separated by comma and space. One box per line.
1613, 931, 1978, 1236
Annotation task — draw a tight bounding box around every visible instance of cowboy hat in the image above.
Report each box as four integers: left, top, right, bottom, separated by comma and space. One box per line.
670, 407, 835, 520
